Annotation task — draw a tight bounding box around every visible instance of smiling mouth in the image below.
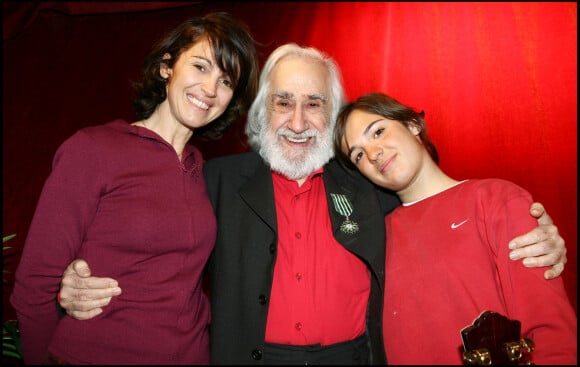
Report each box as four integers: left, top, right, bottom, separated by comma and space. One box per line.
188, 95, 209, 110
380, 157, 396, 174
285, 136, 311, 144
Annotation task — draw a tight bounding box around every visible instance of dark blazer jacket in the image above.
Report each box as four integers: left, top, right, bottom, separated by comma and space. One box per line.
204, 151, 400, 365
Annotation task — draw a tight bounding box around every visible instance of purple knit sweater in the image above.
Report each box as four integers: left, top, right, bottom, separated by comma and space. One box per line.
11, 120, 216, 364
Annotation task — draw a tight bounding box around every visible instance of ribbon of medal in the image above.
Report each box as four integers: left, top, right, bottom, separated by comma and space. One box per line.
330, 193, 359, 234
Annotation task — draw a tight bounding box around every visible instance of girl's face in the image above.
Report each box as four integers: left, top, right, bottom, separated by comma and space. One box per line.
342, 109, 424, 191
161, 37, 235, 129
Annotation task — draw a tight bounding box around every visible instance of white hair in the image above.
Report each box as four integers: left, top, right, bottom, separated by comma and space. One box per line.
245, 43, 346, 153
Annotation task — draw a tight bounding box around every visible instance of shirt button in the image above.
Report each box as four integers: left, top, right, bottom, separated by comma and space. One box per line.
295, 232, 301, 239
251, 349, 262, 360
296, 272, 302, 281
258, 294, 267, 305
295, 322, 302, 331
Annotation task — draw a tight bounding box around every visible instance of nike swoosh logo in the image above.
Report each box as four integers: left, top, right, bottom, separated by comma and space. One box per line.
451, 219, 469, 229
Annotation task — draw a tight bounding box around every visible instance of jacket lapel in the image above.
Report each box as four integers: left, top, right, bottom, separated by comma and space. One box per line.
324, 160, 364, 246
238, 158, 278, 231
324, 160, 386, 287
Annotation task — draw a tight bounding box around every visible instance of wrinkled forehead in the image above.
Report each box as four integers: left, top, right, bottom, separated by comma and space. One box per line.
270, 56, 330, 101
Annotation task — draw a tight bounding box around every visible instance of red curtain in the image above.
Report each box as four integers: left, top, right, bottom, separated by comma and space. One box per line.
3, 2, 576, 319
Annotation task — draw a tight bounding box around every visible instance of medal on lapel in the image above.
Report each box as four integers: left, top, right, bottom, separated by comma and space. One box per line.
330, 193, 359, 234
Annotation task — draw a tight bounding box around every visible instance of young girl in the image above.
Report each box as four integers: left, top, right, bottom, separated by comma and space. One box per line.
333, 92, 577, 364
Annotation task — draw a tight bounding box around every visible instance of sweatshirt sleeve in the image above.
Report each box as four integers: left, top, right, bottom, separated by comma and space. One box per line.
487, 181, 577, 364
10, 129, 103, 364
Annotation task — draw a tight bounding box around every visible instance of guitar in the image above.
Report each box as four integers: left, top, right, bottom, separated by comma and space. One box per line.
461, 311, 534, 365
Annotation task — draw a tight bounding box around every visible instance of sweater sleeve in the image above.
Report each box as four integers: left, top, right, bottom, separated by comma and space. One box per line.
486, 181, 577, 364
10, 129, 104, 364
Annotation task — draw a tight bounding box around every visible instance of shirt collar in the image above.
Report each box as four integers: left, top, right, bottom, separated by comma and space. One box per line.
271, 166, 324, 183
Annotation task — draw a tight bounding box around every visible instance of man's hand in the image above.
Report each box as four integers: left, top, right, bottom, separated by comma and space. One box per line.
508, 202, 567, 279
59, 259, 122, 320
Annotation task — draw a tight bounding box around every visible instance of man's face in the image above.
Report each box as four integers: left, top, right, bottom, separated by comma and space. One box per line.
259, 56, 334, 180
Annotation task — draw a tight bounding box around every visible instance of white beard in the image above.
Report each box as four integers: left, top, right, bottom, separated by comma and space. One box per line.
258, 126, 334, 180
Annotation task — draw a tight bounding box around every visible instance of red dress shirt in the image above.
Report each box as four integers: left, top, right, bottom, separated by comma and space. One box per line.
265, 169, 370, 346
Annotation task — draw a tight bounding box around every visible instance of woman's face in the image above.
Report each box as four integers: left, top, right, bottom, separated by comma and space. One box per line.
342, 109, 423, 191
161, 37, 235, 129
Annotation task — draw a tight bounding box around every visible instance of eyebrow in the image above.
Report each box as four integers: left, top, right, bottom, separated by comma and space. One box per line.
272, 91, 291, 99
272, 91, 327, 104
347, 118, 383, 158
191, 55, 211, 63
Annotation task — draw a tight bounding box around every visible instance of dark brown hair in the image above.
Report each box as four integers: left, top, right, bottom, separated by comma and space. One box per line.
333, 92, 439, 169
131, 12, 259, 138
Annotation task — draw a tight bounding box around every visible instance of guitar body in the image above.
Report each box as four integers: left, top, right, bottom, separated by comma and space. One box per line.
461, 311, 534, 365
